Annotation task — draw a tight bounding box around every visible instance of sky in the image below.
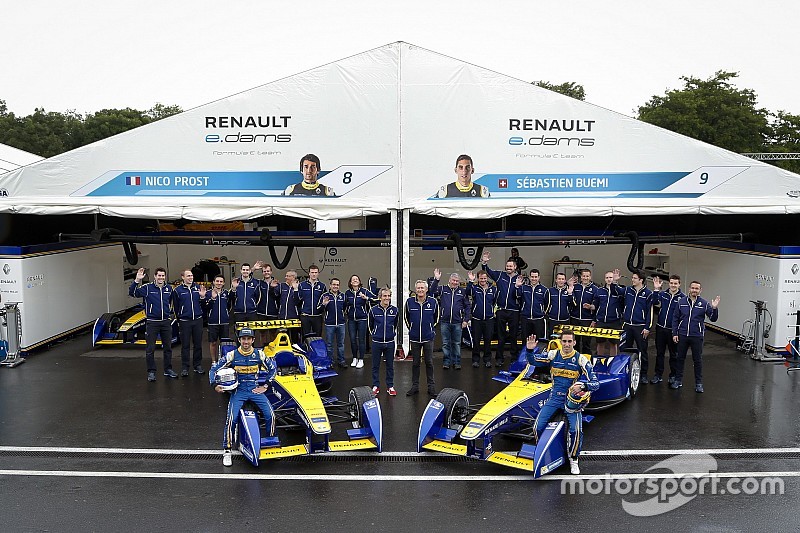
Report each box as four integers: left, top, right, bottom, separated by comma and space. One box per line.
1, 0, 798, 119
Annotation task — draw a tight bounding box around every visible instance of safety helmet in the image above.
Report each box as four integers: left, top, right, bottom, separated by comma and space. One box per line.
215, 368, 238, 391
564, 386, 591, 413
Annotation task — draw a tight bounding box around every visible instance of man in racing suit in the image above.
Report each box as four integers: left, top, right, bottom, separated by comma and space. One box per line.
209, 328, 277, 467
521, 328, 599, 475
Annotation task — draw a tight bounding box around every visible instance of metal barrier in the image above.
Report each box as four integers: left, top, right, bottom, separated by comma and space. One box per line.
0, 302, 24, 368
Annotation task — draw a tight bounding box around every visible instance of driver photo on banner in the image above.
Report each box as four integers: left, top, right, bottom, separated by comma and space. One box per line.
283, 153, 336, 196
434, 154, 490, 198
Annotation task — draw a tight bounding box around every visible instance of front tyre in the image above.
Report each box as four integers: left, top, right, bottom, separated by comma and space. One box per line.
435, 388, 470, 429
627, 352, 641, 400
348, 386, 374, 428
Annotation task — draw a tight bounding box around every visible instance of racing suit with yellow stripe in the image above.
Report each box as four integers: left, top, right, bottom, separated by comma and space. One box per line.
210, 347, 277, 450
523, 346, 599, 459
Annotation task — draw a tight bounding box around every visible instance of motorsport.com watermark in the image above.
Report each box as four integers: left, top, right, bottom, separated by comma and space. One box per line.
560, 454, 785, 517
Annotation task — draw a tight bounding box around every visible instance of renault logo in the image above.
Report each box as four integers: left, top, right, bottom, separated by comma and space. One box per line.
2, 264, 9, 275
793, 264, 799, 276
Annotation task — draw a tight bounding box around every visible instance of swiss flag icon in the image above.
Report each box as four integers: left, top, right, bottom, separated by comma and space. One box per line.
498, 178, 508, 189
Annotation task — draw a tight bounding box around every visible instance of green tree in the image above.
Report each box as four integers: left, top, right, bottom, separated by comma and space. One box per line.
0, 101, 183, 157
533, 81, 586, 101
636, 71, 770, 153
767, 111, 800, 173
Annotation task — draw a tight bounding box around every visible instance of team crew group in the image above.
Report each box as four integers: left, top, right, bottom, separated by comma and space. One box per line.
129, 249, 719, 395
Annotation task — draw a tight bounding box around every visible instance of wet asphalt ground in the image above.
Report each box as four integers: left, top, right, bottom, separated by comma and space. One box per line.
1, 331, 800, 531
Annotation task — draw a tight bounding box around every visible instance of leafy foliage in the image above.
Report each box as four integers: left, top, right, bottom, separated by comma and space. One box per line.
0, 100, 182, 157
637, 71, 770, 153
533, 81, 586, 101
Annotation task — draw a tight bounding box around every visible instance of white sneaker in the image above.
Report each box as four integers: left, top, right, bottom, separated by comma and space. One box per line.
356, 359, 364, 368
350, 358, 358, 367
372, 386, 379, 395
222, 450, 232, 467
569, 458, 580, 475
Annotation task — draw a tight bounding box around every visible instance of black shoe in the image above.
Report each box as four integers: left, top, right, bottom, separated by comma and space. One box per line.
495, 360, 505, 367
650, 376, 663, 384
427, 388, 437, 397
147, 371, 156, 382
337, 361, 347, 369
442, 364, 450, 370
485, 362, 492, 368
194, 366, 205, 375
180, 369, 189, 377
164, 369, 178, 379
472, 362, 479, 368
670, 380, 682, 390
668, 376, 676, 385
640, 374, 649, 385
454, 364, 462, 370
405, 388, 419, 397
695, 383, 704, 393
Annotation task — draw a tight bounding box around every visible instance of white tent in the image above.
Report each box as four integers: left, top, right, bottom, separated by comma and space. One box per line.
1, 41, 799, 220
0, 143, 42, 174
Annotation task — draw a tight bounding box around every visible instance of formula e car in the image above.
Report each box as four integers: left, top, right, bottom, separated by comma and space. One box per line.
220, 320, 383, 466
92, 305, 179, 347
417, 326, 640, 477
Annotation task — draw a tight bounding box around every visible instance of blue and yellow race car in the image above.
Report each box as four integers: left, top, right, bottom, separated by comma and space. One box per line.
92, 305, 179, 347
417, 326, 640, 477
219, 320, 383, 466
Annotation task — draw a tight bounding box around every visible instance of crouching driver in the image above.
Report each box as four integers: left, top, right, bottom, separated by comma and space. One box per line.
210, 328, 277, 467
521, 328, 599, 475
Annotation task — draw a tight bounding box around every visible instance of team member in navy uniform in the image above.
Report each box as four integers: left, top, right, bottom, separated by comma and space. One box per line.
320, 278, 347, 368
204, 275, 232, 364
434, 154, 490, 198
404, 280, 440, 396
230, 263, 260, 327
590, 269, 625, 357
344, 275, 377, 369
545, 273, 575, 340
522, 329, 599, 475
480, 250, 521, 367
130, 267, 176, 382
283, 153, 335, 196
671, 281, 720, 393
651, 274, 685, 385
516, 268, 548, 347
253, 261, 279, 346
429, 269, 470, 370
172, 269, 207, 376
570, 269, 597, 354
368, 288, 399, 396
296, 265, 327, 338
466, 270, 497, 368
209, 328, 277, 467
621, 270, 655, 384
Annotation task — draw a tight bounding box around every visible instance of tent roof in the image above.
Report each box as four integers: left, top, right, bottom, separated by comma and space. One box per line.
0, 143, 42, 174
2, 42, 799, 220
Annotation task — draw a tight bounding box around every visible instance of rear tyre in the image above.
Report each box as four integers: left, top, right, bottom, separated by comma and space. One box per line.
435, 388, 470, 429
348, 386, 374, 428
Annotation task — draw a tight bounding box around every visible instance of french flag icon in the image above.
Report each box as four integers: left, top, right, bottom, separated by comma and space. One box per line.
126, 176, 141, 186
